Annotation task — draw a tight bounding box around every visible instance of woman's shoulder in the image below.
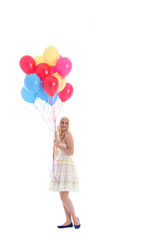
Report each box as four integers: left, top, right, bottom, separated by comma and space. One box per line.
65, 130, 72, 137
65, 131, 73, 141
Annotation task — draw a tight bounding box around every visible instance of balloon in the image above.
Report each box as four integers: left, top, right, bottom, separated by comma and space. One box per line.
42, 76, 59, 97
54, 57, 72, 77
43, 46, 59, 66
58, 82, 73, 102
52, 72, 66, 92
35, 63, 51, 81
37, 82, 48, 101
24, 74, 41, 93
34, 55, 46, 65
21, 87, 37, 103
19, 55, 36, 74
46, 93, 58, 105
50, 66, 55, 74
51, 55, 63, 74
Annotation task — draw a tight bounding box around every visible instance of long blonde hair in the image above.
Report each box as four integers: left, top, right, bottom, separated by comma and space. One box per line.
56, 117, 70, 142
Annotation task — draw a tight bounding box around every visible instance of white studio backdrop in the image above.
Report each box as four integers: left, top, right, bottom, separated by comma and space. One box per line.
0, 0, 168, 239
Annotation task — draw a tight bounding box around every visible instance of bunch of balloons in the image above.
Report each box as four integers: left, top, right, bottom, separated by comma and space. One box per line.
20, 46, 73, 104
20, 45, 74, 139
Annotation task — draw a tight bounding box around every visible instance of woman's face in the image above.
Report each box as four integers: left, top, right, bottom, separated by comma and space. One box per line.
60, 118, 69, 132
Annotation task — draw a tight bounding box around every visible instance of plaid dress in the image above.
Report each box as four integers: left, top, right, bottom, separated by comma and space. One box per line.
49, 143, 80, 192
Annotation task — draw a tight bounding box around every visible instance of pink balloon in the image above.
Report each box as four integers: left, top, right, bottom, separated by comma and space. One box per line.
58, 82, 73, 102
55, 57, 72, 77
51, 55, 63, 74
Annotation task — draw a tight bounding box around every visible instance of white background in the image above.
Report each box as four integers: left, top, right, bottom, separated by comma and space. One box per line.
0, 0, 168, 239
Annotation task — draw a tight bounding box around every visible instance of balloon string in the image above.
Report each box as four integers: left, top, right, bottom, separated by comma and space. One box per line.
48, 96, 56, 137
47, 102, 55, 132
48, 97, 63, 186
44, 101, 55, 133
37, 98, 54, 131
33, 101, 53, 133
51, 96, 59, 186
55, 98, 63, 119
52, 144, 59, 185
34, 97, 61, 186
47, 97, 55, 134
43, 101, 54, 128
53, 101, 57, 138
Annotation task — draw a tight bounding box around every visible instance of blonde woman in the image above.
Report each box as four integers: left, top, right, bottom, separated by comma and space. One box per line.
49, 117, 80, 229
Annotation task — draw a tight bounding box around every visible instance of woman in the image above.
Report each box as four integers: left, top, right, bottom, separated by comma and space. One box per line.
49, 117, 80, 229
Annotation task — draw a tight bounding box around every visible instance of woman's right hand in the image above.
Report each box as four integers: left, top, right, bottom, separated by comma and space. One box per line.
54, 138, 59, 147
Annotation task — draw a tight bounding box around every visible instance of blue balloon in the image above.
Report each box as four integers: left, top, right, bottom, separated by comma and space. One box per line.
46, 93, 58, 105
21, 87, 37, 103
37, 82, 48, 101
24, 74, 41, 93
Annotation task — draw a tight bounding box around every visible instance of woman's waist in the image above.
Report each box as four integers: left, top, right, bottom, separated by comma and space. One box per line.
55, 159, 74, 163
56, 154, 73, 160
57, 151, 72, 158
55, 157, 75, 165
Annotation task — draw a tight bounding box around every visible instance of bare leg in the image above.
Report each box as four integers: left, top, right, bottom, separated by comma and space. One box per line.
62, 202, 72, 225
59, 191, 79, 225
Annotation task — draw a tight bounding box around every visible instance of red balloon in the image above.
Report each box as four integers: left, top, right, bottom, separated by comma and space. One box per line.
58, 82, 73, 102
42, 76, 59, 97
35, 63, 51, 81
55, 57, 72, 77
19, 55, 36, 74
50, 66, 55, 74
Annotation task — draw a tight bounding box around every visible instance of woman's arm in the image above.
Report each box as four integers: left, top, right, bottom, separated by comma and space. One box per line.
54, 131, 74, 155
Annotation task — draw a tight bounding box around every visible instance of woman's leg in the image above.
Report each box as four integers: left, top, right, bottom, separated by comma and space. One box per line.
62, 202, 72, 225
59, 191, 79, 225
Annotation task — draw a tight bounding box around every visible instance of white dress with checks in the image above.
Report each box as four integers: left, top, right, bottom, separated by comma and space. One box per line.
49, 143, 79, 192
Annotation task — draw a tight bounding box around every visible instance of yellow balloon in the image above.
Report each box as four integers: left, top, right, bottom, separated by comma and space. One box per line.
53, 72, 66, 92
43, 46, 59, 66
34, 55, 46, 65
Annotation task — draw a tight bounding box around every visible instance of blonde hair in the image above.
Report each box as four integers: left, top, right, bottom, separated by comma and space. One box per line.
56, 116, 70, 142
